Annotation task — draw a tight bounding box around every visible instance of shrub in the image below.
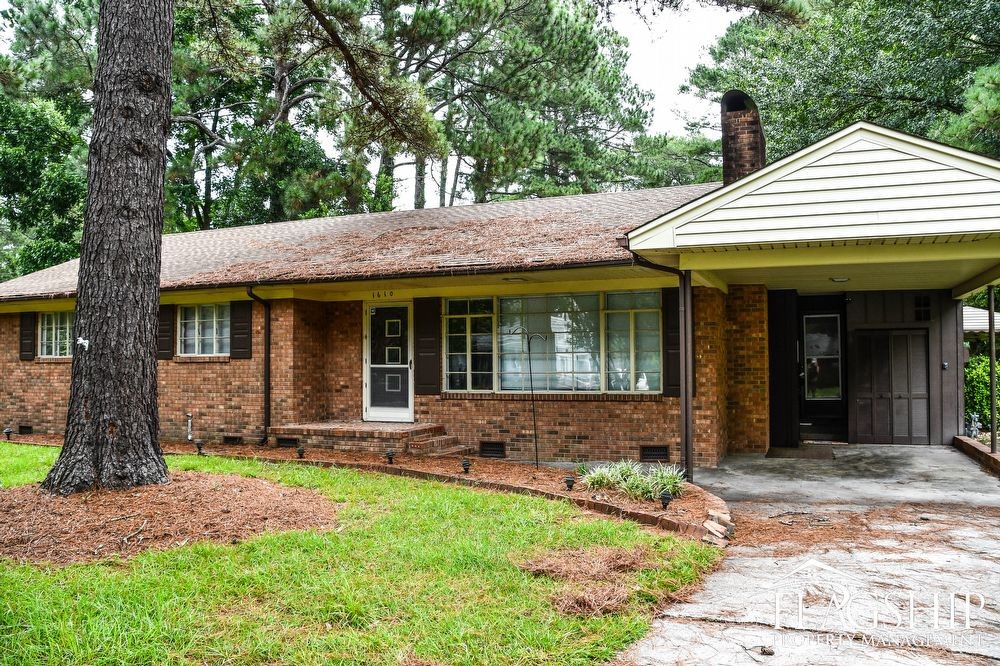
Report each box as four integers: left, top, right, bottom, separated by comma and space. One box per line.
966, 354, 996, 430
581, 461, 685, 500
648, 464, 686, 498
581, 466, 617, 491
619, 473, 656, 500
605, 460, 643, 486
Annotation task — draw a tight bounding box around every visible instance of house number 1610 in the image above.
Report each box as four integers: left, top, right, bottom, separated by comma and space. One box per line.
371, 290, 394, 299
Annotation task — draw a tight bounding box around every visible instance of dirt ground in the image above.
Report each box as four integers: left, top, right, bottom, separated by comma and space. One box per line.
0, 471, 339, 565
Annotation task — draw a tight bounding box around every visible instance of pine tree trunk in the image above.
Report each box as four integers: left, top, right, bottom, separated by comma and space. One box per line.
438, 156, 447, 208
414, 154, 426, 209
42, 0, 172, 494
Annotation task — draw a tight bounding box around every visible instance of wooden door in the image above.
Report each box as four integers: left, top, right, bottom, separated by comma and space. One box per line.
891, 331, 930, 445
853, 330, 928, 444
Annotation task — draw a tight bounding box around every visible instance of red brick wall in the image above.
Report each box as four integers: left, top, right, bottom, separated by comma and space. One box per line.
726, 285, 769, 453
722, 106, 766, 185
327, 301, 362, 420
693, 287, 729, 465
0, 306, 266, 442
0, 287, 769, 466
0, 315, 72, 433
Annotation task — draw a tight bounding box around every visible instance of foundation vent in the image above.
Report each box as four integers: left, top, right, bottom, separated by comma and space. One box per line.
276, 437, 299, 448
479, 440, 506, 459
639, 445, 670, 463
17, 425, 33, 435
222, 435, 243, 446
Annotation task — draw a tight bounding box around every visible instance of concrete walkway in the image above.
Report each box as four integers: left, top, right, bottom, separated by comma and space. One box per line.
624, 445, 1000, 665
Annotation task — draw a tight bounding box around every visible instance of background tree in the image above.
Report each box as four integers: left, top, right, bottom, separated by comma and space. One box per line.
686, 0, 1000, 161
0, 93, 86, 281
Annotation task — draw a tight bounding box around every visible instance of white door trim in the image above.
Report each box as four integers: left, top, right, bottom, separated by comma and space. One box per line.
363, 301, 414, 423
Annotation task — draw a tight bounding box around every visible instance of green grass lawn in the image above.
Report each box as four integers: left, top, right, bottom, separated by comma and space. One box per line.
0, 443, 719, 666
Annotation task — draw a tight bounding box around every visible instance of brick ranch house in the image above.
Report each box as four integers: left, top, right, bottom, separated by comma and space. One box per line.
2, 93, 1000, 469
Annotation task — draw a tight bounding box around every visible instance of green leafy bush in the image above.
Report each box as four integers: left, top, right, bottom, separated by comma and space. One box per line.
605, 460, 644, 485
619, 473, 656, 500
648, 464, 686, 498
581, 461, 686, 500
581, 466, 617, 491
966, 354, 996, 430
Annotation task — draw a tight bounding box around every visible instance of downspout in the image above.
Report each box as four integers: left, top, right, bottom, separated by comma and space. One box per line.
628, 250, 695, 482
247, 287, 271, 444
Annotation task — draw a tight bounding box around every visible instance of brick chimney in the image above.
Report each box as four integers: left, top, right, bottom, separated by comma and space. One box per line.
721, 90, 766, 186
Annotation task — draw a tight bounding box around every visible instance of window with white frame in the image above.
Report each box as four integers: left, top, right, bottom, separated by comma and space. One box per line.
444, 298, 494, 391
178, 304, 231, 355
39, 312, 74, 357
605, 291, 662, 392
498, 293, 602, 392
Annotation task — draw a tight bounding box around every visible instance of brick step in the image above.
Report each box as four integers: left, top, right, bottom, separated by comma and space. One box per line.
426, 444, 475, 458
407, 435, 461, 455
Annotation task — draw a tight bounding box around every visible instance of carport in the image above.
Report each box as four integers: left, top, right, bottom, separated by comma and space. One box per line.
629, 121, 1000, 453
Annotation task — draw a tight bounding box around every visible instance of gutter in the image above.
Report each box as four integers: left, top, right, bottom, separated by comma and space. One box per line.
246, 287, 271, 444
629, 250, 695, 484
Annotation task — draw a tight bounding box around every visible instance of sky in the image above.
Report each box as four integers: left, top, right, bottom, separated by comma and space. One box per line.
611, 3, 743, 135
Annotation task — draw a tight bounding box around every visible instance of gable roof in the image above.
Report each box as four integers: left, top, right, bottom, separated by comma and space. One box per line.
0, 183, 718, 302
628, 122, 1000, 251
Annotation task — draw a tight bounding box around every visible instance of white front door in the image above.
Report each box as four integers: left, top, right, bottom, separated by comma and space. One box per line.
364, 303, 414, 422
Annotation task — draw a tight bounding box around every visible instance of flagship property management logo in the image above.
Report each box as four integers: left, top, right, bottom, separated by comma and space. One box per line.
763, 559, 991, 649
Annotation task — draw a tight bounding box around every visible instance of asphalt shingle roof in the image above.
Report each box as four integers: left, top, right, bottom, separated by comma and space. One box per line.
0, 183, 719, 301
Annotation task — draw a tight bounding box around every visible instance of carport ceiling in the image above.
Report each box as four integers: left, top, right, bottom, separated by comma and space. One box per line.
707, 258, 998, 294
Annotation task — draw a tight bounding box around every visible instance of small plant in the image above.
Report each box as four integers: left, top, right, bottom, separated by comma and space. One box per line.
581, 466, 617, 491
605, 460, 643, 486
619, 473, 656, 500
648, 464, 685, 498
582, 460, 685, 501
574, 462, 589, 477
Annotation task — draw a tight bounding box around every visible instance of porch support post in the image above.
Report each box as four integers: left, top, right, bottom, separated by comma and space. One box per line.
679, 270, 695, 481
990, 285, 997, 454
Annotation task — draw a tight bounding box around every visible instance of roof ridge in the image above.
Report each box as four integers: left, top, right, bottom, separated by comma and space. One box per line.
163, 182, 723, 241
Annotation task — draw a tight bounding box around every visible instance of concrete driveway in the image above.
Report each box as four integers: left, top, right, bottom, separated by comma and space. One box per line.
624, 445, 1000, 665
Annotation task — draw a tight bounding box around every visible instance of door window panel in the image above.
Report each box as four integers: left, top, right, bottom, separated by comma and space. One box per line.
804, 314, 841, 400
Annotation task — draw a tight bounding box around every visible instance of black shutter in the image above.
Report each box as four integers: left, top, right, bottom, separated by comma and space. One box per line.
19, 312, 36, 361
156, 305, 176, 360
662, 287, 680, 397
413, 297, 442, 395
230, 301, 253, 359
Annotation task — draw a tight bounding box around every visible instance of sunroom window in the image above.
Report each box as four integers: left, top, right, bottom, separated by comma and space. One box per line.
39, 312, 74, 357
605, 291, 662, 392
178, 304, 230, 355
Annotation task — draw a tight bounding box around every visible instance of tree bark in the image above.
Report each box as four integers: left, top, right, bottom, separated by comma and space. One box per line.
42, 0, 172, 494
414, 154, 426, 209
438, 156, 447, 208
